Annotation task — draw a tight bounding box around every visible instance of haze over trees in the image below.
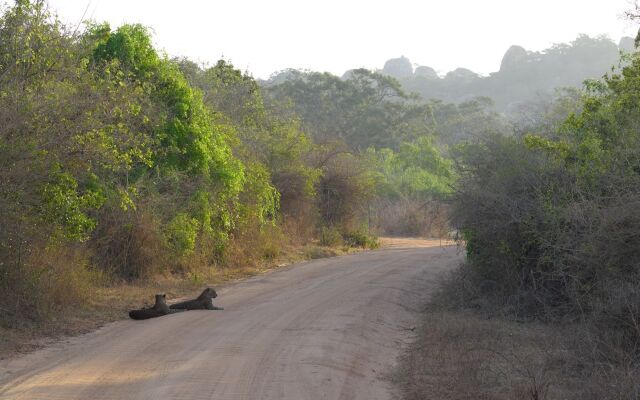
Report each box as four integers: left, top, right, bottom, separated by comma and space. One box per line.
269, 35, 630, 114
391, 35, 630, 112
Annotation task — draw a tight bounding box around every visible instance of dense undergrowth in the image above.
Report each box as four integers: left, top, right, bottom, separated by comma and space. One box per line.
398, 42, 640, 400
450, 55, 640, 354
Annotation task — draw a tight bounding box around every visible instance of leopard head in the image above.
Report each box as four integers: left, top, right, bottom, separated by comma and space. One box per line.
199, 287, 217, 300
154, 294, 167, 305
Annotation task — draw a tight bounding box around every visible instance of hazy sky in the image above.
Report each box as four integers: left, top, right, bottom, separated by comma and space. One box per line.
46, 0, 637, 79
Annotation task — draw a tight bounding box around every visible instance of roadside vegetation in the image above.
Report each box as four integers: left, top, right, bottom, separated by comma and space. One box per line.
0, 0, 453, 355
396, 26, 640, 400
3, 3, 638, 394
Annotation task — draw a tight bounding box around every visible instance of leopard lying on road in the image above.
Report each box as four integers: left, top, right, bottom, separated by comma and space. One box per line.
128, 288, 223, 320
128, 294, 180, 320
169, 288, 224, 311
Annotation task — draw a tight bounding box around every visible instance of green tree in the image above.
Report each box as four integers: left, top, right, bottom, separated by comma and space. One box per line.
265, 69, 429, 149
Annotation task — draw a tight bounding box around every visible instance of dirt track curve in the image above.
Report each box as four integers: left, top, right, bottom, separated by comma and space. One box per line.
0, 240, 460, 400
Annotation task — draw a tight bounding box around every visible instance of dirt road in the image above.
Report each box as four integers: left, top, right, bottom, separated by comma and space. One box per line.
0, 241, 460, 400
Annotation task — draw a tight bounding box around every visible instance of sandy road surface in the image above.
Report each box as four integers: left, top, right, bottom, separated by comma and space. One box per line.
0, 241, 460, 400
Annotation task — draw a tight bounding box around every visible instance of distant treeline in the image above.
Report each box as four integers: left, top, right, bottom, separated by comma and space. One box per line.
267, 35, 632, 113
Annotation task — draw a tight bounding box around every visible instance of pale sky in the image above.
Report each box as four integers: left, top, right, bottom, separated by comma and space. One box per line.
45, 0, 637, 79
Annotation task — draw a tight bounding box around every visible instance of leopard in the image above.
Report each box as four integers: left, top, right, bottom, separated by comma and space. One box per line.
169, 287, 223, 311
129, 294, 175, 320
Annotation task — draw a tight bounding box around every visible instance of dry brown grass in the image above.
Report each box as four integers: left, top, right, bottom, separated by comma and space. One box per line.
372, 198, 450, 238
0, 277, 199, 359
394, 309, 640, 400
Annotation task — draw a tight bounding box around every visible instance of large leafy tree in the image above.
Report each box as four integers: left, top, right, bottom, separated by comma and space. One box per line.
90, 24, 244, 186
265, 69, 431, 150
179, 59, 320, 221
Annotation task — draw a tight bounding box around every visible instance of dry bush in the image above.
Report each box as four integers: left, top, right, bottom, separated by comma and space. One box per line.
0, 239, 97, 329
222, 222, 287, 270
90, 203, 169, 280
0, 181, 96, 329
281, 211, 316, 245
278, 190, 318, 246
451, 135, 640, 346
585, 278, 640, 366
395, 309, 640, 400
272, 171, 316, 224
318, 226, 343, 247
341, 229, 379, 248
318, 171, 357, 229
436, 134, 640, 398
573, 362, 640, 399
372, 197, 449, 238
441, 259, 640, 396
305, 246, 339, 259
276, 171, 318, 246
317, 152, 373, 232
396, 311, 563, 400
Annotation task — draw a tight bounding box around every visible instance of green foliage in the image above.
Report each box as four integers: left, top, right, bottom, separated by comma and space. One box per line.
179, 58, 264, 128
92, 24, 159, 77
237, 162, 280, 225
166, 213, 199, 256
90, 23, 245, 188
179, 59, 320, 226
266, 66, 464, 237
265, 69, 427, 149
555, 52, 640, 175
82, 23, 257, 267
41, 168, 105, 241
371, 136, 454, 200
0, 0, 68, 87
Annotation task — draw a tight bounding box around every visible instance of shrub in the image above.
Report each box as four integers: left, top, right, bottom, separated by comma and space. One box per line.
0, 240, 96, 328
316, 149, 376, 232
90, 203, 168, 280
371, 197, 450, 237
342, 229, 379, 249
318, 226, 343, 247
450, 131, 640, 360
166, 213, 200, 257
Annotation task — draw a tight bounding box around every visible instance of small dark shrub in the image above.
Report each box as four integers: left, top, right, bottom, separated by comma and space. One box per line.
90, 204, 168, 280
